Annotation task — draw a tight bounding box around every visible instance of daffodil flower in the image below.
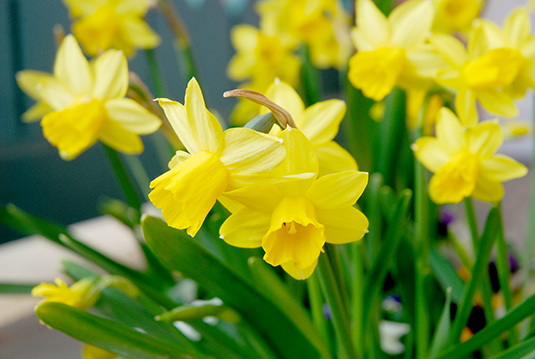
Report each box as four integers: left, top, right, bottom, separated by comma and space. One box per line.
262, 80, 357, 176
430, 24, 524, 125
148, 78, 286, 237
83, 344, 119, 359
62, 0, 160, 56
412, 108, 527, 204
432, 0, 483, 35
220, 128, 368, 280
32, 277, 98, 309
16, 35, 161, 160
476, 7, 535, 99
348, 0, 441, 101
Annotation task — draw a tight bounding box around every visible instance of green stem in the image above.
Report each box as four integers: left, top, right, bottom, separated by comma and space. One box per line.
307, 272, 332, 357
326, 244, 350, 312
464, 198, 479, 245
123, 155, 151, 199
351, 241, 365, 359
102, 144, 143, 211
317, 252, 357, 359
414, 91, 432, 359
145, 49, 166, 97
300, 45, 322, 106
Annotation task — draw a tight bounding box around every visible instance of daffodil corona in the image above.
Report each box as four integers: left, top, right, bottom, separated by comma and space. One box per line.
62, 0, 160, 56
17, 35, 161, 160
149, 78, 286, 237
220, 128, 368, 279
412, 108, 527, 204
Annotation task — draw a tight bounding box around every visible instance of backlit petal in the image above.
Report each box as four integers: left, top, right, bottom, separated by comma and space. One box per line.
121, 16, 161, 49
38, 77, 76, 111
99, 119, 144, 154
455, 88, 478, 126
317, 206, 368, 244
157, 99, 199, 154
477, 89, 518, 118
22, 102, 53, 123
390, 0, 434, 49
411, 137, 450, 173
430, 34, 467, 68
219, 208, 268, 248
105, 98, 161, 134
355, 0, 391, 49
272, 128, 319, 177
299, 100, 346, 146
466, 120, 502, 157
504, 8, 530, 49
264, 80, 304, 121
92, 49, 128, 100
168, 150, 191, 169
115, 0, 149, 15
16, 70, 53, 100
281, 260, 318, 280
315, 141, 358, 177
481, 154, 528, 181
223, 184, 282, 214
149, 152, 230, 237
306, 171, 368, 210
54, 35, 92, 96
471, 172, 504, 203
436, 107, 466, 154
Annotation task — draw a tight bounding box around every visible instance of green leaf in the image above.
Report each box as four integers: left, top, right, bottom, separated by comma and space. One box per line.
247, 257, 332, 359
429, 287, 452, 358
486, 337, 535, 359
429, 248, 465, 304
434, 291, 535, 359
35, 302, 210, 359
0, 282, 37, 294
142, 215, 322, 359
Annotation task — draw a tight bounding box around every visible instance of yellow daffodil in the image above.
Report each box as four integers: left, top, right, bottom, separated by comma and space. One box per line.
412, 107, 527, 204
15, 71, 54, 122
348, 0, 442, 101
476, 7, 535, 99
16, 35, 161, 160
432, 0, 483, 35
32, 277, 98, 309
262, 80, 357, 176
430, 25, 524, 125
406, 88, 443, 133
220, 128, 368, 280
257, 0, 353, 69
83, 344, 119, 359
62, 0, 160, 56
149, 78, 286, 237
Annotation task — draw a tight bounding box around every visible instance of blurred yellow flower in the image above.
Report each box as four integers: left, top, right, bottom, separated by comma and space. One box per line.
477, 7, 535, 99
257, 0, 352, 69
32, 277, 97, 309
412, 108, 527, 204
406, 89, 443, 133
430, 24, 525, 125
220, 128, 368, 279
62, 0, 160, 56
149, 78, 286, 237
348, 0, 441, 101
262, 80, 357, 176
83, 344, 118, 359
432, 0, 483, 34
16, 35, 161, 160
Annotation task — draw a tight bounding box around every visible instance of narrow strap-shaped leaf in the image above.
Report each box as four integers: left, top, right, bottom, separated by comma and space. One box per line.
142, 215, 322, 359
429, 288, 452, 358
0, 283, 37, 294
248, 257, 332, 359
35, 302, 210, 359
429, 248, 465, 304
486, 337, 535, 359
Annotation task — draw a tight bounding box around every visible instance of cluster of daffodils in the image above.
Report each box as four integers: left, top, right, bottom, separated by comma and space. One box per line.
149, 78, 368, 279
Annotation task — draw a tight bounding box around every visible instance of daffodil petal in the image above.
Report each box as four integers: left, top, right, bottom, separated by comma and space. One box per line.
264, 80, 305, 121
412, 137, 450, 173
273, 128, 319, 177
455, 88, 478, 126
298, 99, 346, 146
430, 34, 468, 68
468, 25, 489, 58
520, 37, 535, 60
99, 119, 144, 154
481, 154, 528, 181
355, 0, 390, 49
54, 35, 92, 96
306, 171, 368, 210
223, 184, 282, 214
92, 49, 128, 101
477, 89, 519, 118
478, 20, 505, 49
157, 98, 200, 154
317, 206, 369, 244
219, 208, 268, 248
471, 172, 504, 203
281, 260, 318, 280
38, 78, 76, 111
227, 54, 257, 81
504, 8, 530, 49
16, 70, 53, 100
390, 0, 434, 49
436, 107, 466, 154
121, 16, 161, 49
184, 78, 223, 154
466, 120, 502, 157
168, 150, 191, 169
115, 0, 149, 15
62, 0, 99, 16
230, 24, 258, 52
315, 141, 358, 177
220, 128, 286, 178
105, 98, 161, 134
22, 102, 53, 123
